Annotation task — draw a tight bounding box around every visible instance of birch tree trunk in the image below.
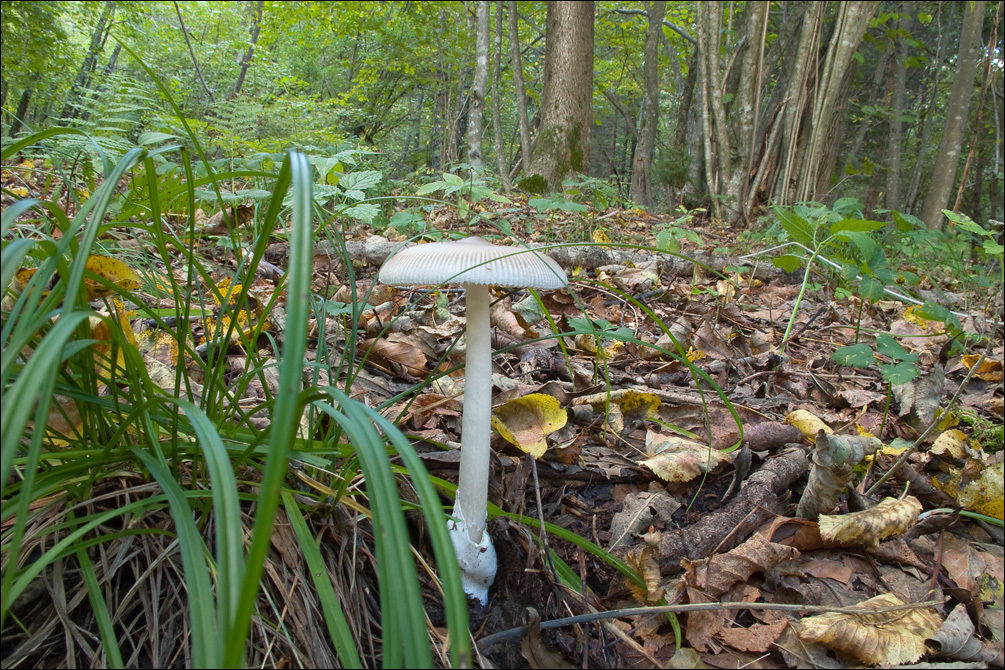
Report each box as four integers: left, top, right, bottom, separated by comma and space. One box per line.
920, 0, 986, 229
492, 1, 512, 190
467, 1, 490, 170
630, 1, 666, 208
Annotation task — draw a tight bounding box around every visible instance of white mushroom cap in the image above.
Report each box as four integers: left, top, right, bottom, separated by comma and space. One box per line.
378, 236, 567, 289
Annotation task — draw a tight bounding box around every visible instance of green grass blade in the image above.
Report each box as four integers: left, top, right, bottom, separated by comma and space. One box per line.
280, 491, 363, 669
131, 448, 219, 668
315, 393, 434, 669
226, 150, 311, 667
171, 399, 245, 638
76, 547, 125, 669
356, 401, 472, 669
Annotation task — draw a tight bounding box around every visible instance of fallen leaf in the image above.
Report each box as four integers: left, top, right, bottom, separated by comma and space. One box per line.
785, 409, 833, 441
817, 496, 922, 546
796, 593, 941, 665
491, 393, 567, 458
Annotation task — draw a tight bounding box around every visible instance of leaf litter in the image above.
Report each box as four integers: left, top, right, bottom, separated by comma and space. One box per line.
4, 189, 1004, 668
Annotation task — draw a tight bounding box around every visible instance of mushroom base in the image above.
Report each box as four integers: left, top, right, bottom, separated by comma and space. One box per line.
447, 509, 497, 606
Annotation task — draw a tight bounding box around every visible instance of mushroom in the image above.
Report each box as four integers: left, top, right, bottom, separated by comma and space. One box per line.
378, 236, 567, 604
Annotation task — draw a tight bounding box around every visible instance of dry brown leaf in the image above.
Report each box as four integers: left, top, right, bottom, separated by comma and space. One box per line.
817, 496, 922, 546
624, 544, 663, 604
796, 593, 941, 665
521, 608, 572, 669
640, 433, 731, 484
363, 332, 434, 378
686, 533, 800, 598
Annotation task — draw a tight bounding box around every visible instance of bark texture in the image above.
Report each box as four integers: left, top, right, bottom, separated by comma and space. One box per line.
920, 1, 986, 229
466, 0, 490, 170
526, 1, 595, 192
630, 1, 666, 208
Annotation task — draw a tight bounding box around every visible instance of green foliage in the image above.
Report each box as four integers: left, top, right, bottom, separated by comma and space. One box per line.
1, 125, 470, 667
654, 206, 704, 253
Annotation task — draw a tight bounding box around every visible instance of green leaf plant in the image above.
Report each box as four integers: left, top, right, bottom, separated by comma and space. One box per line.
1, 68, 471, 669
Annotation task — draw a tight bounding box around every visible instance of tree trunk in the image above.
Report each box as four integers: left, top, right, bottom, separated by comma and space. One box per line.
798, 1, 878, 203
884, 3, 910, 210
492, 1, 512, 190
173, 0, 216, 106
509, 1, 533, 175
906, 5, 955, 213
776, 2, 824, 206
233, 0, 264, 97
630, 1, 666, 208
467, 1, 490, 170
9, 76, 36, 137
527, 1, 594, 192
727, 1, 769, 223
920, 0, 985, 229
61, 1, 116, 120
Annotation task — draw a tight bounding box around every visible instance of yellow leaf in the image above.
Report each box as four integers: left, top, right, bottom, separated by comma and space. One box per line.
618, 390, 661, 423
797, 593, 940, 665
641, 434, 730, 483
818, 496, 922, 546
961, 354, 1004, 382
957, 462, 1004, 520
85, 255, 141, 299
491, 393, 567, 459
592, 229, 611, 244
930, 428, 968, 458
785, 409, 833, 441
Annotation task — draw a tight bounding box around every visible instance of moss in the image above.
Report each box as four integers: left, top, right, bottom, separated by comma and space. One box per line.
518, 173, 549, 194
567, 123, 585, 173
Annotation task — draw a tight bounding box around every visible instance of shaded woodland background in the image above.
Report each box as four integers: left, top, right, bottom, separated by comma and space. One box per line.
2, 0, 1002, 228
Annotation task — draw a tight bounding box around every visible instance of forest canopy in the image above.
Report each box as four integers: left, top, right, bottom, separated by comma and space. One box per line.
2, 0, 1001, 226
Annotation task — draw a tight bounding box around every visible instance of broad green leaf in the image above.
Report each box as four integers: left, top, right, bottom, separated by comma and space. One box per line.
344, 203, 379, 223
942, 209, 991, 237
876, 333, 917, 363
339, 170, 382, 191
773, 207, 813, 246
881, 360, 920, 385
832, 344, 875, 368
831, 218, 888, 233
773, 254, 803, 272
859, 274, 886, 302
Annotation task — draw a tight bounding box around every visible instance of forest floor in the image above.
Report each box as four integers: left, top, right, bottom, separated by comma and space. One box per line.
280, 195, 1004, 668
4, 164, 1004, 668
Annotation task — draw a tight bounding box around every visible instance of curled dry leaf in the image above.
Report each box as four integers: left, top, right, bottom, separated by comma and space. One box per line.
797, 431, 882, 520
521, 607, 573, 669
927, 603, 1005, 665
817, 496, 923, 546
624, 544, 663, 604
640, 433, 731, 484
491, 393, 567, 459
797, 592, 941, 665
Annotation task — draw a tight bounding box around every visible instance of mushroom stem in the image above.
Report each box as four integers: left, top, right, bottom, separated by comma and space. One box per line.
447, 281, 497, 603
